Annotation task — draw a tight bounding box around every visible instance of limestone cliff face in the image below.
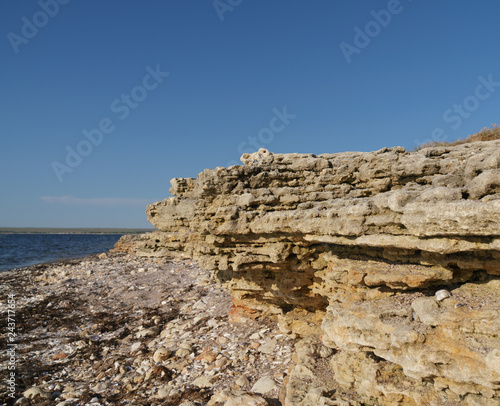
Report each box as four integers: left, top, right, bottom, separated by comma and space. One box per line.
121, 141, 500, 405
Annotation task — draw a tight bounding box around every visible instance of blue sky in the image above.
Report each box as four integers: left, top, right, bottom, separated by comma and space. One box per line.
1, 1, 499, 228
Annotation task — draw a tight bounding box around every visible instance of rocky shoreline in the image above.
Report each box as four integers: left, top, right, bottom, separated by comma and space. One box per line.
3, 140, 499, 406
122, 141, 500, 405
0, 252, 308, 406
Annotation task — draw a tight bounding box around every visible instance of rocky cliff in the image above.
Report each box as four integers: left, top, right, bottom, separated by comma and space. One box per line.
119, 141, 500, 405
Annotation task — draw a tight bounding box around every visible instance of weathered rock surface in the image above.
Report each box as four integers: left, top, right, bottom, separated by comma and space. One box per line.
120, 140, 500, 405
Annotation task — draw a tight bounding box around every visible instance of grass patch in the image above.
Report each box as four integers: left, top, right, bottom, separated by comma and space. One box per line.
415, 124, 500, 151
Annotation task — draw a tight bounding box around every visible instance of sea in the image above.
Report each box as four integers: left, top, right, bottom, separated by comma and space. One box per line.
0, 233, 124, 272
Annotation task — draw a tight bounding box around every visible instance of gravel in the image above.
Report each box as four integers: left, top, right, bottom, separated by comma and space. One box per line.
0, 252, 295, 405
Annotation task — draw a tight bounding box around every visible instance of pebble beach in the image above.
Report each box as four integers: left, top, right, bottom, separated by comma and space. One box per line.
0, 252, 296, 406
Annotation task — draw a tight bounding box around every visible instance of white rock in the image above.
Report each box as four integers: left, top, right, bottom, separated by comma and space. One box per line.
192, 375, 214, 388
207, 318, 219, 328
215, 356, 229, 368
91, 382, 108, 393
235, 375, 250, 387
136, 327, 159, 338
251, 376, 277, 394
179, 342, 193, 350
208, 390, 268, 406
23, 387, 51, 400
258, 339, 277, 354
153, 347, 173, 362
193, 300, 207, 309
435, 289, 452, 301
240, 148, 273, 166
179, 401, 197, 406
155, 387, 170, 399
130, 342, 147, 354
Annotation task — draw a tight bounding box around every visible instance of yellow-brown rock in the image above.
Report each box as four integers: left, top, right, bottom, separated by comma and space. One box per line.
116, 140, 500, 405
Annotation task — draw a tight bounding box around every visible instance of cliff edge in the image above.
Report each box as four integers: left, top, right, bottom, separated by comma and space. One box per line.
118, 140, 500, 405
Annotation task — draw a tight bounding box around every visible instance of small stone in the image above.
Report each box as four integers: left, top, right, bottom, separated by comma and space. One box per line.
218, 336, 228, 344
169, 389, 181, 397
153, 347, 173, 362
193, 300, 207, 310
179, 342, 193, 351
130, 342, 147, 354
23, 387, 51, 400
250, 342, 261, 350
52, 390, 62, 399
176, 343, 193, 358
91, 382, 108, 393
179, 401, 197, 406
235, 375, 250, 387
155, 387, 170, 399
55, 401, 74, 406
136, 327, 159, 338
192, 375, 214, 388
207, 319, 219, 328
258, 339, 277, 354
53, 352, 68, 360
176, 348, 191, 358
196, 348, 218, 363
251, 376, 277, 394
319, 345, 334, 358
208, 390, 268, 406
197, 278, 211, 286
98, 253, 107, 259
435, 289, 452, 301
215, 356, 229, 368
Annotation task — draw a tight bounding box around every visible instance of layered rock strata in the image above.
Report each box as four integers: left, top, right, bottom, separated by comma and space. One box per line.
122, 141, 500, 405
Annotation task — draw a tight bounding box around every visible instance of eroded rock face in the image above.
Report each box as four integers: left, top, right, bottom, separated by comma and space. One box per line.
123, 140, 500, 405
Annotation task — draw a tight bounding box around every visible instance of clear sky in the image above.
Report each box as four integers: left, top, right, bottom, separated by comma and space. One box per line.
1, 1, 499, 228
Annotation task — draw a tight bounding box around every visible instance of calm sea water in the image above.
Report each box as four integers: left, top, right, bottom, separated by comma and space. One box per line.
0, 234, 124, 272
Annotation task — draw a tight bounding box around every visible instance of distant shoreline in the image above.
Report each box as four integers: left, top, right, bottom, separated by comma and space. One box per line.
0, 227, 154, 234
